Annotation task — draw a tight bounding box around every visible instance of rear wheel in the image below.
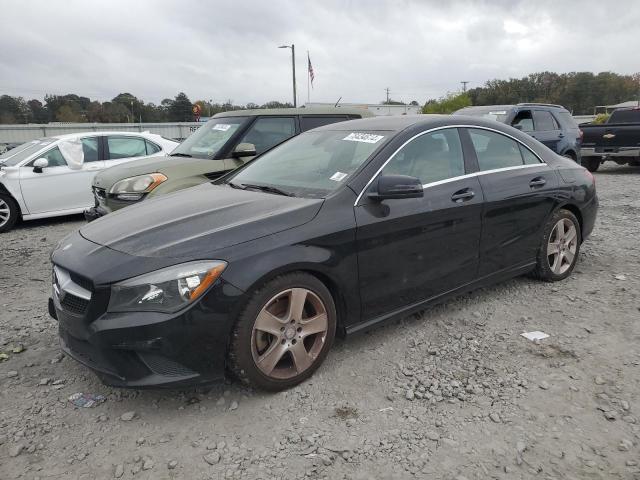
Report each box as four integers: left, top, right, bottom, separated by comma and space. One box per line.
0, 194, 19, 233
228, 272, 336, 391
531, 209, 581, 282
584, 158, 600, 172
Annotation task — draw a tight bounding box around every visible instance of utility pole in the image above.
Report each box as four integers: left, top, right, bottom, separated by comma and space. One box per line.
385, 87, 391, 103
278, 44, 297, 107
460, 81, 469, 92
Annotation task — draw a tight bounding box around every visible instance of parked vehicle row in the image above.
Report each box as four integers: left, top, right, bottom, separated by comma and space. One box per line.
0, 132, 178, 233
48, 115, 597, 391
84, 107, 373, 221
579, 106, 640, 172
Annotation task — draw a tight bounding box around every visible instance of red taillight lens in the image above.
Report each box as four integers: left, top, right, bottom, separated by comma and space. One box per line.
579, 129, 584, 141
584, 168, 595, 185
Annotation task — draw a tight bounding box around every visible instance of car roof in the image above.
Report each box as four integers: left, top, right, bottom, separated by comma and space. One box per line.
457, 104, 569, 112
311, 114, 446, 132
50, 131, 161, 141
212, 107, 374, 118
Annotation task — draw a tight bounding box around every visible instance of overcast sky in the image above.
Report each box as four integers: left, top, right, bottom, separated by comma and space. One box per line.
0, 0, 638, 106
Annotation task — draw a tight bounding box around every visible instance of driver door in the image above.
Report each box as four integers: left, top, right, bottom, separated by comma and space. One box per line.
20, 138, 104, 214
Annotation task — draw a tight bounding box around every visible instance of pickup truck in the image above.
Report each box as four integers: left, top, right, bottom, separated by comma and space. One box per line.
580, 106, 640, 172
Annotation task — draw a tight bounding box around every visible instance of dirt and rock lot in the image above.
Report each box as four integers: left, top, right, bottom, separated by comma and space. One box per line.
0, 163, 639, 479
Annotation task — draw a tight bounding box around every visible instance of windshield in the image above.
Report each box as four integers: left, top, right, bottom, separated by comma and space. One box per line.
0, 138, 55, 166
454, 107, 510, 123
226, 130, 389, 198
171, 117, 248, 158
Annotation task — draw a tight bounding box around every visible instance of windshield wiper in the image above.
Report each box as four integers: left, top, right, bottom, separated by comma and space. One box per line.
238, 183, 295, 197
170, 152, 193, 158
227, 182, 245, 190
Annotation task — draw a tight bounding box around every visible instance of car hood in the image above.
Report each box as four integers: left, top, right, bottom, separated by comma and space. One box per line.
92, 155, 220, 189
79, 183, 323, 258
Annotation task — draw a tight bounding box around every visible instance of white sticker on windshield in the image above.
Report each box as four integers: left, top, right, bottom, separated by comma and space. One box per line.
212, 124, 232, 131
330, 171, 348, 182
343, 133, 384, 144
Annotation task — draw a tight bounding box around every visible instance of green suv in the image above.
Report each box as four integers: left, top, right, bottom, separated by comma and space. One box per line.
85, 107, 372, 220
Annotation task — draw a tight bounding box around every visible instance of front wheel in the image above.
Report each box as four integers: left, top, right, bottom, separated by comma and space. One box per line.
584, 158, 600, 172
228, 273, 336, 391
531, 209, 581, 282
0, 194, 19, 233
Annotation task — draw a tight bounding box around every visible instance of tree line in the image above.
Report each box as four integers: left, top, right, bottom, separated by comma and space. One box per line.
0, 92, 293, 124
1, 71, 638, 123
424, 71, 640, 115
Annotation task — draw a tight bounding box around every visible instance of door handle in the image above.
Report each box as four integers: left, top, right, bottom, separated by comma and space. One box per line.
451, 189, 475, 203
529, 177, 546, 188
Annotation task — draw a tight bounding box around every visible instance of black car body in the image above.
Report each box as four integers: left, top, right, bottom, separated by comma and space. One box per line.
454, 103, 582, 162
580, 106, 640, 172
49, 115, 597, 389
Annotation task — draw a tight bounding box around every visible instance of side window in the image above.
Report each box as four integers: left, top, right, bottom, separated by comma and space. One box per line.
81, 137, 99, 162
300, 116, 347, 132
468, 129, 524, 171
532, 111, 559, 131
145, 140, 161, 155
381, 128, 465, 185
511, 110, 534, 132
107, 136, 147, 159
519, 144, 542, 165
40, 147, 67, 167
239, 117, 296, 155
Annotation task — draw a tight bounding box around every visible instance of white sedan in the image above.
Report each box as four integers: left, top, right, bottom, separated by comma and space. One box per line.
0, 132, 178, 233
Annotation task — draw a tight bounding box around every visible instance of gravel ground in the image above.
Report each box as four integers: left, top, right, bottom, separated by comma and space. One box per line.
1, 163, 639, 480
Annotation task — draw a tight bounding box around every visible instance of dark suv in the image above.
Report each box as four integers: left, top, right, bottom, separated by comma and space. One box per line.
454, 103, 582, 162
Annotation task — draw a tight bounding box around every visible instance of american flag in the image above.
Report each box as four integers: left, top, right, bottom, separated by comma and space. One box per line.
308, 53, 315, 87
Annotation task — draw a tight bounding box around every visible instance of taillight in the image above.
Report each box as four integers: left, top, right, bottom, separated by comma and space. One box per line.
584, 168, 595, 185
578, 129, 584, 141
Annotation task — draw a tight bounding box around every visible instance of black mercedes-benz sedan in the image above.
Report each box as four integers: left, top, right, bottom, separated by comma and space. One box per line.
49, 115, 598, 391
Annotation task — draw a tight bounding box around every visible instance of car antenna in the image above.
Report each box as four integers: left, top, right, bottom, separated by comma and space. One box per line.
334, 97, 342, 107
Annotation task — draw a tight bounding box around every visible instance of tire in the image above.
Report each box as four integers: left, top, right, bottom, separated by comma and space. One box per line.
0, 194, 19, 233
531, 209, 581, 282
584, 158, 600, 172
228, 272, 337, 391
562, 152, 576, 162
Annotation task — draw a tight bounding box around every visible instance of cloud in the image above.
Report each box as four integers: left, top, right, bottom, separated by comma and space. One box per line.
0, 0, 638, 105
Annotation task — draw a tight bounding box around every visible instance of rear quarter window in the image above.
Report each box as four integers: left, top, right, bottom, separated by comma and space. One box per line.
300, 116, 348, 132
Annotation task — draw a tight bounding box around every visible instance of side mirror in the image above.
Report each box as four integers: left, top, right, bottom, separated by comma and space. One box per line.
512, 124, 523, 130
232, 142, 257, 158
368, 174, 423, 201
33, 158, 49, 173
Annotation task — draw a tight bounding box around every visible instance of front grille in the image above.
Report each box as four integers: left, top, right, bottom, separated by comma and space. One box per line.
69, 272, 93, 291
60, 293, 90, 315
139, 353, 197, 377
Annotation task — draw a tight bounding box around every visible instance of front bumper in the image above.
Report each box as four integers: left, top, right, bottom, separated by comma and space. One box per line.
49, 239, 245, 388
84, 206, 109, 222
581, 147, 640, 159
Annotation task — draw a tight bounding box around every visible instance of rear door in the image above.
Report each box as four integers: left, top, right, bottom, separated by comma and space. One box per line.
462, 128, 557, 276
19, 137, 104, 214
355, 127, 484, 319
104, 135, 157, 169
532, 110, 562, 153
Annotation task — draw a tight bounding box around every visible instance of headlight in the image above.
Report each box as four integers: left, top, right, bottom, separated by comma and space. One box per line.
109, 173, 167, 201
107, 261, 227, 313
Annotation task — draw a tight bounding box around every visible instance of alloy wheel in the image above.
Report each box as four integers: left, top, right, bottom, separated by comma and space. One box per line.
0, 198, 10, 228
251, 287, 329, 380
547, 218, 578, 275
